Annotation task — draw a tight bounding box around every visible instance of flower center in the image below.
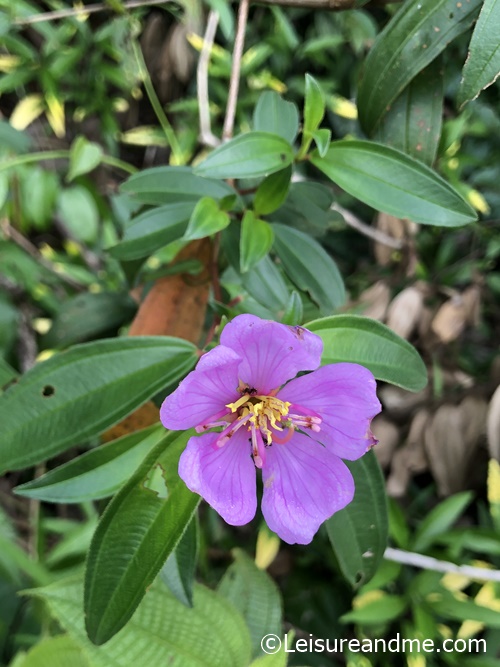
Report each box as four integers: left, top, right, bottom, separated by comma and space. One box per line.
195, 386, 322, 470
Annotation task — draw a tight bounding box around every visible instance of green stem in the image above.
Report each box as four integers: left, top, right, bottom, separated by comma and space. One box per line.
0, 150, 137, 174
132, 40, 184, 165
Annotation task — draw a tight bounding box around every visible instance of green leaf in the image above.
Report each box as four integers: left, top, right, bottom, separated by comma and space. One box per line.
84, 431, 200, 644
327, 451, 388, 588
29, 577, 252, 667
254, 166, 292, 217
57, 186, 99, 243
241, 256, 290, 314
272, 181, 335, 236
195, 132, 294, 180
458, 0, 500, 107
160, 514, 198, 607
312, 128, 331, 158
273, 223, 345, 314
218, 549, 282, 658
0, 357, 18, 390
67, 136, 103, 182
374, 59, 443, 166
357, 0, 482, 134
428, 597, 500, 628
0, 337, 197, 473
240, 211, 275, 273
253, 91, 299, 143
43, 291, 137, 348
183, 197, 231, 240
109, 202, 195, 260
304, 74, 325, 136
17, 635, 90, 667
120, 166, 235, 205
311, 140, 477, 226
412, 491, 473, 552
306, 315, 427, 392
281, 291, 303, 325
14, 424, 165, 503
341, 594, 407, 625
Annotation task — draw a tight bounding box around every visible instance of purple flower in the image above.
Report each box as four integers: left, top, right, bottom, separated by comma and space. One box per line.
160, 314, 381, 545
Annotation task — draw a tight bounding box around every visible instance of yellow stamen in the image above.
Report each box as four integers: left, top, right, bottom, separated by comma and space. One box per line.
225, 392, 291, 445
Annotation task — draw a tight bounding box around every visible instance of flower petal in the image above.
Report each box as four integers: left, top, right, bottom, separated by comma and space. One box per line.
220, 314, 323, 393
178, 430, 257, 526
261, 432, 354, 544
278, 363, 381, 460
160, 345, 241, 430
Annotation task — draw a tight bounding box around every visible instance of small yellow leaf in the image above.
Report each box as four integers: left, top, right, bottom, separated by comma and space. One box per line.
330, 94, 358, 120
10, 95, 44, 131
466, 188, 490, 214
488, 459, 500, 504
0, 55, 21, 72
255, 525, 280, 570
46, 94, 65, 138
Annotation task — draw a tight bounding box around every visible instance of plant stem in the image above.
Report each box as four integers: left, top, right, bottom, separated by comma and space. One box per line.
132, 40, 184, 165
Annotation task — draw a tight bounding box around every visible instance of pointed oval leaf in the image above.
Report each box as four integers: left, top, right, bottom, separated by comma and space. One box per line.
327, 451, 388, 589
84, 430, 199, 644
68, 136, 103, 182
254, 165, 292, 217
304, 73, 325, 136
458, 0, 500, 107
253, 91, 299, 143
195, 132, 294, 180
273, 223, 345, 314
311, 140, 477, 226
14, 424, 165, 503
374, 59, 444, 166
120, 166, 235, 205
357, 0, 482, 135
306, 315, 427, 392
109, 202, 196, 260
240, 211, 274, 273
0, 337, 197, 473
241, 255, 290, 313
183, 196, 231, 240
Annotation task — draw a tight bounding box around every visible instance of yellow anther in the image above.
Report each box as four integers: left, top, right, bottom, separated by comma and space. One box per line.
226, 393, 291, 445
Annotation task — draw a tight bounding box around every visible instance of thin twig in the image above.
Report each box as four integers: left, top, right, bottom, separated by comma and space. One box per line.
17, 304, 37, 374
332, 203, 404, 250
1, 219, 85, 291
222, 0, 250, 141
13, 0, 172, 25
385, 547, 500, 583
13, 0, 401, 25
197, 11, 221, 148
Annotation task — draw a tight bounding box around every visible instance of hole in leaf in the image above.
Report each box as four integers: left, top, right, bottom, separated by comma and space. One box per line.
42, 385, 55, 397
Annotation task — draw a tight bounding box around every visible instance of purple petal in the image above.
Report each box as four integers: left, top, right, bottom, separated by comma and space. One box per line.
160, 345, 241, 430
178, 430, 257, 526
261, 432, 354, 544
220, 314, 323, 393
278, 363, 381, 460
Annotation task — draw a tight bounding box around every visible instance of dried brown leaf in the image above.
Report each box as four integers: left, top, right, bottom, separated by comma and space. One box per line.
371, 416, 400, 468
386, 408, 430, 497
386, 286, 424, 339
423, 398, 484, 496
431, 296, 467, 343
357, 280, 391, 321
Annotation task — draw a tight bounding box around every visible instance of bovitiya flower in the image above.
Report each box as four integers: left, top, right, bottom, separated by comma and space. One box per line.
160, 314, 381, 545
